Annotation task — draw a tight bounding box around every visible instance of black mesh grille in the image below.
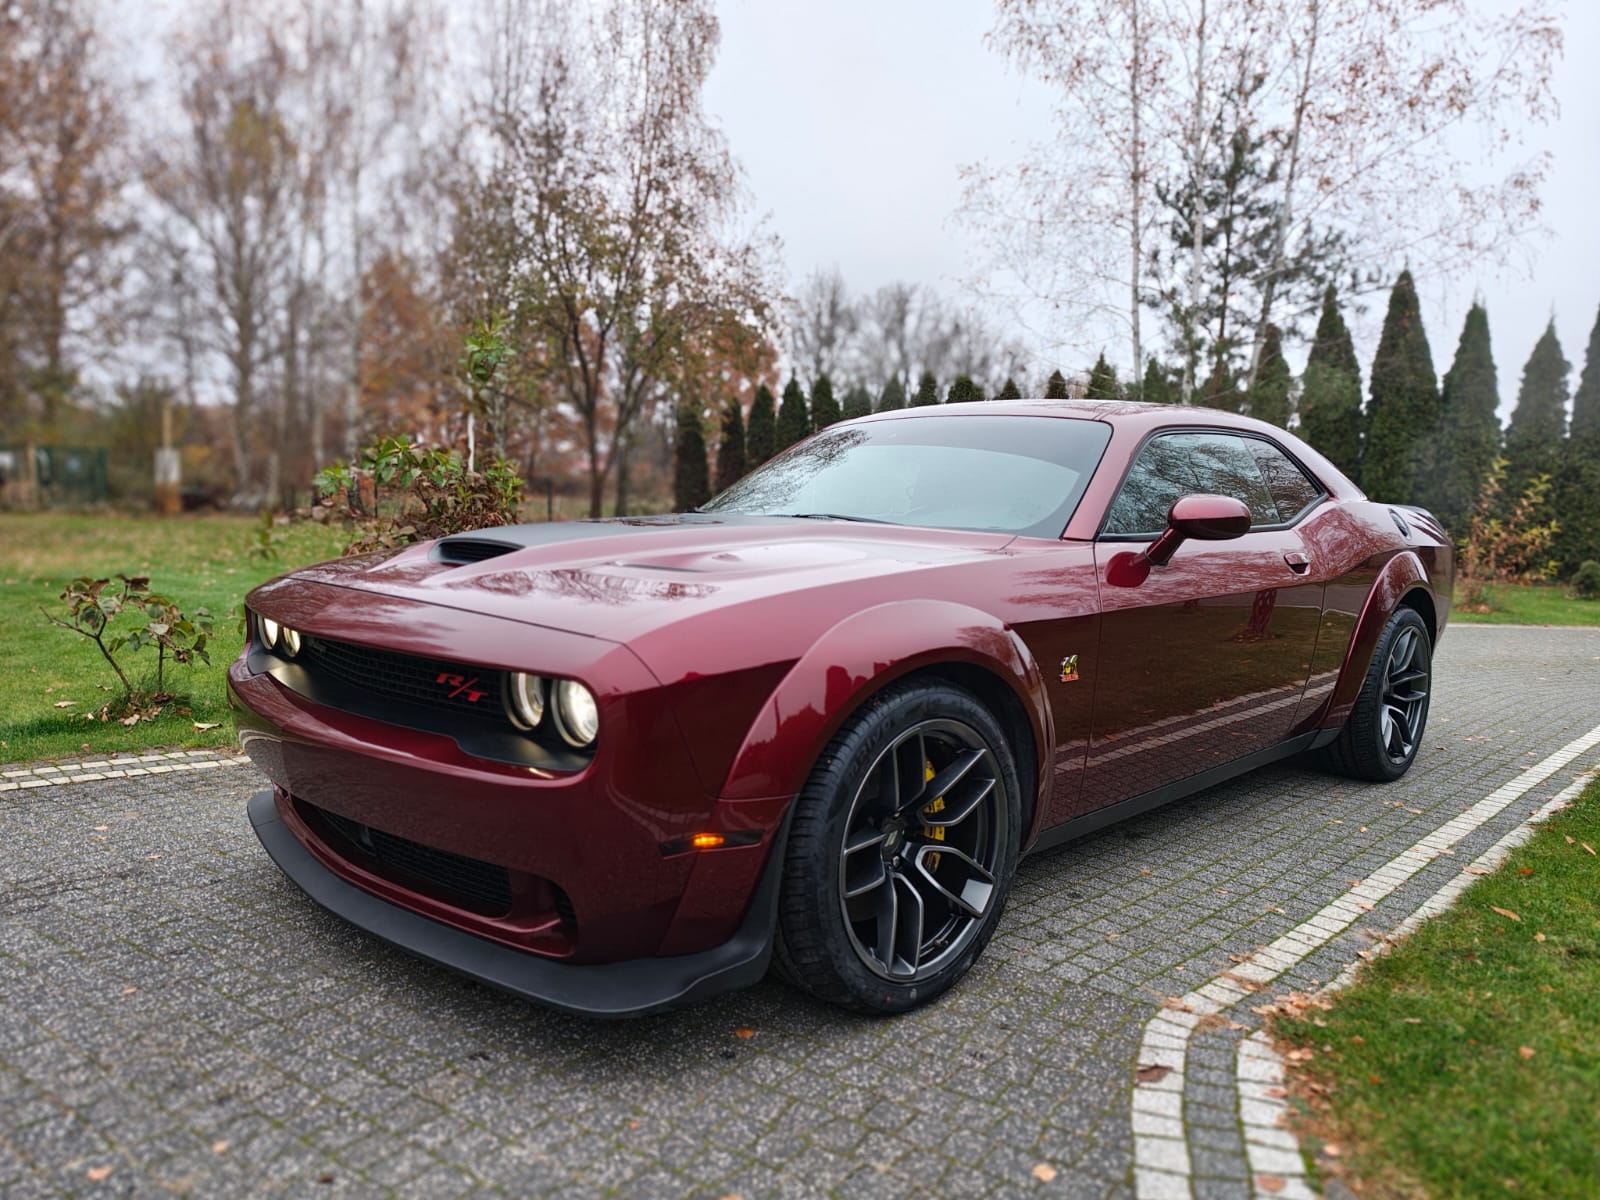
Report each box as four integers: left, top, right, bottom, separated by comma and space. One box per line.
314, 807, 513, 916
299, 636, 512, 727
435, 538, 517, 564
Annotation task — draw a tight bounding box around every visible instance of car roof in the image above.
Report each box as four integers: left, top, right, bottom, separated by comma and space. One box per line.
856, 397, 1287, 440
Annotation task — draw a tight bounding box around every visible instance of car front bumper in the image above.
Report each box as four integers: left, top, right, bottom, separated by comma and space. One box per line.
248, 788, 788, 1017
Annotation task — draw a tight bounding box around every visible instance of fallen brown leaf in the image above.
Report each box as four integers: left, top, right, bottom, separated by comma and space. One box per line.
1220, 971, 1264, 992
87, 1166, 112, 1182
1465, 865, 1492, 875
1491, 906, 1521, 922
1517, 866, 1534, 875
193, 721, 223, 731
1031, 1162, 1058, 1182
1264, 1086, 1288, 1098
93, 825, 108, 832
1583, 843, 1596, 857
119, 715, 138, 726
53, 700, 75, 708
733, 1027, 756, 1039
211, 1141, 228, 1154
1257, 1176, 1286, 1193
1135, 1064, 1171, 1084
121, 987, 137, 996
1356, 901, 1375, 911
1518, 1046, 1536, 1060
1104, 932, 1121, 941
1566, 836, 1577, 845
1323, 1142, 1342, 1157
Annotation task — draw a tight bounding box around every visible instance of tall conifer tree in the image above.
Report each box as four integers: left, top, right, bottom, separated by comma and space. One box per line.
1249, 325, 1291, 427
775, 377, 810, 450
841, 384, 871, 419
1570, 306, 1600, 445
810, 373, 842, 430
911, 371, 940, 407
1427, 304, 1500, 537
947, 375, 983, 403
1044, 369, 1069, 399
1201, 363, 1243, 413
1362, 270, 1438, 502
1141, 359, 1174, 405
877, 377, 906, 411
714, 398, 746, 492
1085, 353, 1121, 400
673, 401, 710, 511
1554, 305, 1600, 572
997, 377, 1022, 401
746, 383, 777, 466
1503, 322, 1569, 506
1298, 286, 1363, 479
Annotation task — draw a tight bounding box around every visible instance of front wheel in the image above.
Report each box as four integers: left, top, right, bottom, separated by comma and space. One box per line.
1317, 606, 1433, 782
773, 680, 1021, 1013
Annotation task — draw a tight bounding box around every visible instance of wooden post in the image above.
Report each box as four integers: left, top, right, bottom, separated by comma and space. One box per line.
154, 400, 181, 515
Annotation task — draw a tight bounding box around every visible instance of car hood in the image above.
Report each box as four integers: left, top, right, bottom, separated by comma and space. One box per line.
282, 514, 1018, 645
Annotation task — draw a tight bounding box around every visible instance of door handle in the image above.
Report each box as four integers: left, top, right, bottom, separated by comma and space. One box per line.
1284, 551, 1311, 574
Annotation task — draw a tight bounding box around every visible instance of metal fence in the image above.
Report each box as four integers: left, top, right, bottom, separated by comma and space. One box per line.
0, 444, 109, 507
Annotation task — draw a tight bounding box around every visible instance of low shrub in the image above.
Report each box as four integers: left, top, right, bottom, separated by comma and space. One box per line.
1572, 560, 1600, 600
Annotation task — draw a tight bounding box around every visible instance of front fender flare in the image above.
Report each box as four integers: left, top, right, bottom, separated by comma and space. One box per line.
1318, 550, 1432, 731
718, 600, 1053, 824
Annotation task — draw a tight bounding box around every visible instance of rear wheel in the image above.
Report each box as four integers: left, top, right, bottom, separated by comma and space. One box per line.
1318, 606, 1432, 782
773, 680, 1021, 1012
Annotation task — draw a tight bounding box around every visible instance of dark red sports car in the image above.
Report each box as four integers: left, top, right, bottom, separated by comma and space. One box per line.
232, 400, 1451, 1016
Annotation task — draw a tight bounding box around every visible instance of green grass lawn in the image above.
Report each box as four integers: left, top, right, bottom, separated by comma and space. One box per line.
1271, 779, 1600, 1199
0, 512, 347, 764
1452, 581, 1600, 626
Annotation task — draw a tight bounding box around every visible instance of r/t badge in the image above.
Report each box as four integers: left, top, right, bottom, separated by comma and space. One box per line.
1059, 654, 1079, 683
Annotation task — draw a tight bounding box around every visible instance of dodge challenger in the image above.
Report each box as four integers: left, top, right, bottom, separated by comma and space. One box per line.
231, 400, 1451, 1016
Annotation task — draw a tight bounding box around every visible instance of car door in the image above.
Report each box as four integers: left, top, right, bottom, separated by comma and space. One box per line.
1077, 430, 1326, 814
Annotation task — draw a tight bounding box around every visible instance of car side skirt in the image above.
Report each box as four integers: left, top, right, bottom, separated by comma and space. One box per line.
1025, 731, 1328, 856
248, 789, 792, 1019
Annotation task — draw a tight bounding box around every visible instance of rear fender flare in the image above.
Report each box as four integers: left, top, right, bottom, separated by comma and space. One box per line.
1321, 551, 1431, 729
718, 600, 1053, 824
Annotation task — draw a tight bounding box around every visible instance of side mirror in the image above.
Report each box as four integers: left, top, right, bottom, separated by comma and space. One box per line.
1147, 494, 1252, 565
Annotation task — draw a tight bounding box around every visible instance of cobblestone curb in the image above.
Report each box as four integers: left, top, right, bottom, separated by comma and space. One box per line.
1130, 722, 1600, 1199
1233, 767, 1595, 1198
0, 749, 249, 793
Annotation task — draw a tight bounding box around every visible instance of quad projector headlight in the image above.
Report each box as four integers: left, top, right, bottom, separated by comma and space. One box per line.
552, 679, 600, 748
256, 613, 302, 657
504, 672, 547, 730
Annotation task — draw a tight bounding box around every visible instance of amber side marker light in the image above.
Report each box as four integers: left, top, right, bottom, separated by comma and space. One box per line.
658, 829, 763, 856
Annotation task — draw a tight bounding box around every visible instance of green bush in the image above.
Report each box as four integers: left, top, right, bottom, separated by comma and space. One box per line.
41, 574, 214, 716
1572, 560, 1600, 600
314, 436, 524, 555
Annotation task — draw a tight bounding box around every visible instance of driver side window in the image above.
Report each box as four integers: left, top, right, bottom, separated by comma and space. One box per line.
1103, 432, 1280, 536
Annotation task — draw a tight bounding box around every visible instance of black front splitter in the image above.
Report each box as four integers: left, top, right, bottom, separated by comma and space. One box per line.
247, 790, 788, 1018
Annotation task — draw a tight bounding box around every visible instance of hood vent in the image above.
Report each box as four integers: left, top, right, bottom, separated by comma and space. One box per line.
432, 537, 519, 565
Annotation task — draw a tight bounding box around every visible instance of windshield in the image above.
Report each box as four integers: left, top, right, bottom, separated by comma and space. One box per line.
702, 415, 1112, 538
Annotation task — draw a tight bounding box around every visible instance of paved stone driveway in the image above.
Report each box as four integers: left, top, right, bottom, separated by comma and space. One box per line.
3, 625, 1598, 1199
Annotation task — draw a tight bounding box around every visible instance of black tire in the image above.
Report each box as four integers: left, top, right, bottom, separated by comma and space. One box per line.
1317, 606, 1432, 782
772, 679, 1022, 1013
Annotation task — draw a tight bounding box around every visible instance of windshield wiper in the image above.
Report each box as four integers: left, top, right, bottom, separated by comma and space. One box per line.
783, 512, 888, 524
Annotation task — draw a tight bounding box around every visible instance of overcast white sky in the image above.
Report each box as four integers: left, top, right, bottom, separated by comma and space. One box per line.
704, 0, 1600, 416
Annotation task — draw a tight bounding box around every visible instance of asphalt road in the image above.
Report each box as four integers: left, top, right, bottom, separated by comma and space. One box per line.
2, 624, 1598, 1199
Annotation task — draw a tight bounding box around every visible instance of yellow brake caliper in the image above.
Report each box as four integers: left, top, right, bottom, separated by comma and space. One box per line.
922, 759, 944, 870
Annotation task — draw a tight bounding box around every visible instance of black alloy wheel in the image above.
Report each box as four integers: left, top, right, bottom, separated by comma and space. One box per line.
774, 680, 1021, 1012
1377, 622, 1430, 765
1318, 605, 1433, 782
